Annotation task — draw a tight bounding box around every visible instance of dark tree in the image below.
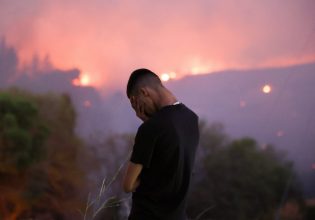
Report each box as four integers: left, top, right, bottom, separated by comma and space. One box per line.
187, 122, 304, 220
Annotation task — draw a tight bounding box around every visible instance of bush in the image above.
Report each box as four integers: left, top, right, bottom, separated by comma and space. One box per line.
187, 122, 304, 220
0, 89, 95, 220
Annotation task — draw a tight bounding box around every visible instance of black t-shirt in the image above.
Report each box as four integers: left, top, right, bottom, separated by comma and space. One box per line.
128, 103, 199, 220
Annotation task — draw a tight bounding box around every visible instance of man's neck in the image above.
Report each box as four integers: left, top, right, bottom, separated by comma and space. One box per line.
157, 89, 178, 109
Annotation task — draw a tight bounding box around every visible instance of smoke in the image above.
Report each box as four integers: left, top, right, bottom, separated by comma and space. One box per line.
0, 39, 131, 139
1, 0, 315, 91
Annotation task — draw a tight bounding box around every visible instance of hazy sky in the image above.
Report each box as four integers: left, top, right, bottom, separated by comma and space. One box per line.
1, 0, 315, 90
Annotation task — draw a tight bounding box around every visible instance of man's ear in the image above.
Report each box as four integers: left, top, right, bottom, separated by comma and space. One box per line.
139, 87, 150, 97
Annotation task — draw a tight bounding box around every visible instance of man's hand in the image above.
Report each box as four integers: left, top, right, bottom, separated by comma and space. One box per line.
131, 96, 149, 122
123, 162, 143, 193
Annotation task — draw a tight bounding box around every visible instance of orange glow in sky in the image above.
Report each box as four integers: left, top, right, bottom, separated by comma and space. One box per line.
1, 1, 314, 90
190, 64, 213, 75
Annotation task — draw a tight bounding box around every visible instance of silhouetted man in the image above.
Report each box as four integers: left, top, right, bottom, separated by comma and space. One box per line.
123, 68, 199, 220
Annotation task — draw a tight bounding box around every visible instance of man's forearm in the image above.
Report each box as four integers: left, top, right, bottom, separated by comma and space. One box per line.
122, 162, 143, 193
131, 178, 141, 192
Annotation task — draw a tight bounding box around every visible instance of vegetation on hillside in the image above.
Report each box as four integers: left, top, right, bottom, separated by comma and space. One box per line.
0, 89, 96, 220
187, 122, 305, 220
0, 89, 308, 220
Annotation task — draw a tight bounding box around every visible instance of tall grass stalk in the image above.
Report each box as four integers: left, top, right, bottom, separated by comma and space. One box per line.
81, 150, 132, 220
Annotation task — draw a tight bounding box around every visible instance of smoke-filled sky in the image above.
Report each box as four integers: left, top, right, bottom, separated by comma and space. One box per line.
1, 0, 315, 90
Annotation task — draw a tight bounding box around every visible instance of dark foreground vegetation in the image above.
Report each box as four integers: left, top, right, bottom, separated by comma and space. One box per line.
0, 89, 95, 219
0, 89, 313, 220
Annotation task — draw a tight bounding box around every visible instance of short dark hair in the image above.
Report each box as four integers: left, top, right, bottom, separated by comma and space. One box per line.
126, 68, 162, 98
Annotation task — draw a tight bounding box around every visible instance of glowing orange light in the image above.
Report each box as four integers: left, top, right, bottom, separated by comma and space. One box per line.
169, 72, 177, 79
72, 73, 91, 86
161, 71, 177, 82
262, 84, 272, 94
72, 78, 81, 86
191, 66, 210, 75
161, 73, 170, 82
189, 61, 213, 75
80, 74, 90, 86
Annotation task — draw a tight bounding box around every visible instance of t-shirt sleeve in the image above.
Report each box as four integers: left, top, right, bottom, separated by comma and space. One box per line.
130, 122, 157, 168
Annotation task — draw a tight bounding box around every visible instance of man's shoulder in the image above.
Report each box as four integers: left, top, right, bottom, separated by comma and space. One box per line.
181, 103, 198, 117
139, 104, 198, 130
137, 118, 160, 134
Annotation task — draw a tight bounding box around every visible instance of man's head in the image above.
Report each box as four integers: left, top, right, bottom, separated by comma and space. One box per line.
127, 68, 163, 120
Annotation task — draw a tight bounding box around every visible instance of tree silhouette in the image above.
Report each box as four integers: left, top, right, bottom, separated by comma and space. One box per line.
187, 122, 304, 220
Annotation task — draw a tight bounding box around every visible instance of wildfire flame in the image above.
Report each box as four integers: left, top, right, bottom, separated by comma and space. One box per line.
72, 73, 90, 86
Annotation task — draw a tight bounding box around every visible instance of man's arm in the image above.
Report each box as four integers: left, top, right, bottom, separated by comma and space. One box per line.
123, 161, 143, 193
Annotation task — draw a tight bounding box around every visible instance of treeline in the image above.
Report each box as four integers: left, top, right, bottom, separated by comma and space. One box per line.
187, 122, 306, 220
0, 89, 313, 220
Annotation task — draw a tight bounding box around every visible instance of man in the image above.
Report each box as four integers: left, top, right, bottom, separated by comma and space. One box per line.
123, 68, 199, 220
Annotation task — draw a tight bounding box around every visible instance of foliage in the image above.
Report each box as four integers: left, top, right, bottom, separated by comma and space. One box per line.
0, 89, 305, 220
0, 88, 96, 220
187, 121, 304, 220
0, 91, 49, 172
